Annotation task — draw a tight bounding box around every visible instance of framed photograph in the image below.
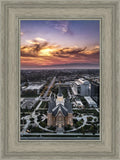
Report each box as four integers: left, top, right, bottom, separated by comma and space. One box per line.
20, 19, 100, 140
0, 0, 120, 159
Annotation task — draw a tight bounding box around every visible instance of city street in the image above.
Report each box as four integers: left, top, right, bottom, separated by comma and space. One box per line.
43, 77, 56, 98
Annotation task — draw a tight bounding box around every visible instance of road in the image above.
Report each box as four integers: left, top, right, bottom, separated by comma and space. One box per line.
21, 132, 99, 136
21, 132, 99, 140
43, 77, 56, 98
21, 136, 99, 140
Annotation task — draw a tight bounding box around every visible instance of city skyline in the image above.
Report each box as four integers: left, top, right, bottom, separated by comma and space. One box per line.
20, 20, 100, 70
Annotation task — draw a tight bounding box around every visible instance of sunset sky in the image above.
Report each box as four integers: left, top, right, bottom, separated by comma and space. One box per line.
20, 20, 100, 69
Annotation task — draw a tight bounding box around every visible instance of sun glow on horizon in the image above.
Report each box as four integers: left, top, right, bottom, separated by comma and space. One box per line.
39, 48, 56, 57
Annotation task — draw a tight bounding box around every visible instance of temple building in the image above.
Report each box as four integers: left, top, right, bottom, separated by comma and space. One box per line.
47, 86, 73, 133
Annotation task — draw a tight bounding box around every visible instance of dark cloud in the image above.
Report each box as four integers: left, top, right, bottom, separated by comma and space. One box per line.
21, 41, 49, 57
52, 47, 99, 61
52, 47, 86, 58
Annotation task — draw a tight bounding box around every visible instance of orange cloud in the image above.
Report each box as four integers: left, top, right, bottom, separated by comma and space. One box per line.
21, 38, 99, 67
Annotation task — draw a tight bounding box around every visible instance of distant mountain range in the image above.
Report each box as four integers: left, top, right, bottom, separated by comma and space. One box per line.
21, 63, 99, 70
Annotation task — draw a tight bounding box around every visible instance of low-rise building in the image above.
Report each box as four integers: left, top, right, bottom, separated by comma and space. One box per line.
84, 96, 97, 108
21, 83, 44, 96
21, 100, 35, 110
75, 99, 84, 108
24, 83, 44, 94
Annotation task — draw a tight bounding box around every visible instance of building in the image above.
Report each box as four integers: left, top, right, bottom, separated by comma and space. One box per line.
91, 81, 99, 105
84, 96, 97, 108
75, 99, 84, 108
21, 83, 44, 96
72, 78, 91, 96
47, 86, 73, 133
21, 100, 35, 110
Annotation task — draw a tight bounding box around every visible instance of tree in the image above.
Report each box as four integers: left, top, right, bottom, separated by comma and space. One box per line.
87, 116, 93, 122
80, 127, 85, 135
39, 121, 47, 128
30, 117, 34, 123
65, 124, 72, 130
90, 125, 96, 135
48, 126, 56, 131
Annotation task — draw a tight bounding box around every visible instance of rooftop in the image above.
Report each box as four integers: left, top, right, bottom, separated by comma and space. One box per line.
24, 84, 44, 90
75, 100, 83, 106
75, 78, 89, 85
57, 85, 63, 97
48, 97, 73, 116
84, 96, 97, 106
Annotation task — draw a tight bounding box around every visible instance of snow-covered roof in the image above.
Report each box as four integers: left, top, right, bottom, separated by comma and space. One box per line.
78, 78, 89, 84
24, 84, 43, 90
21, 101, 34, 109
75, 78, 89, 86
75, 100, 83, 106
84, 96, 97, 106
75, 81, 80, 85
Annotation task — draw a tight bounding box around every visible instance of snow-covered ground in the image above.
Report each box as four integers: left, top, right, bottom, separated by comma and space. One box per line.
41, 114, 47, 122
21, 115, 31, 134
66, 114, 98, 133
96, 108, 99, 112
21, 96, 99, 134
21, 100, 53, 134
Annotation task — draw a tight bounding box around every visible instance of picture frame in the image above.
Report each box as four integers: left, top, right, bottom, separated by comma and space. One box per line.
0, 0, 120, 159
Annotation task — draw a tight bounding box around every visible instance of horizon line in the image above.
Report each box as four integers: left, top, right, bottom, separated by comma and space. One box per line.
21, 68, 100, 70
